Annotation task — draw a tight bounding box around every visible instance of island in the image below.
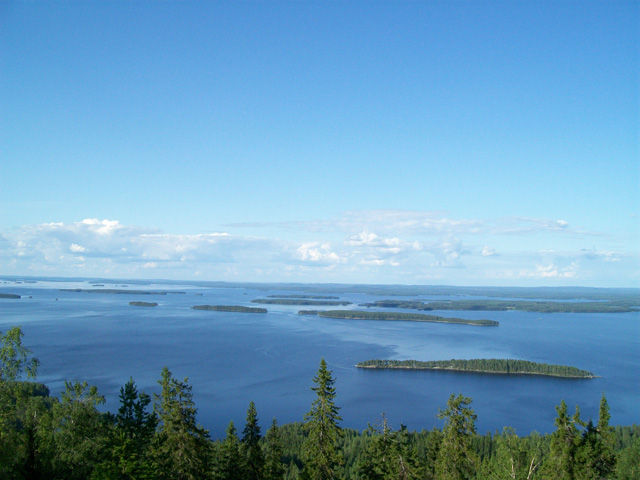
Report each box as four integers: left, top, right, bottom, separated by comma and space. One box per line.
357, 359, 596, 378
316, 310, 499, 326
60, 289, 186, 295
192, 305, 268, 313
361, 299, 636, 313
251, 299, 352, 306
129, 301, 158, 307
267, 294, 340, 300
0, 293, 21, 299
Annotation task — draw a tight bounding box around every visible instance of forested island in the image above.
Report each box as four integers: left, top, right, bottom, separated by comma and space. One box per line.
0, 326, 637, 480
362, 299, 636, 313
60, 288, 186, 295
192, 305, 268, 313
251, 298, 352, 306
267, 295, 340, 300
315, 310, 499, 326
128, 301, 158, 307
0, 293, 21, 299
357, 359, 596, 378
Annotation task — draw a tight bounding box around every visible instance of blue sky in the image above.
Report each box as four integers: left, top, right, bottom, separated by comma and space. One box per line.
1, 1, 638, 287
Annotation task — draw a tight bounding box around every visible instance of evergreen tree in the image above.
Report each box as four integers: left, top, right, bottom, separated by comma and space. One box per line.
574, 394, 616, 479
263, 418, 285, 480
544, 400, 582, 480
94, 378, 157, 479
217, 420, 245, 480
357, 414, 422, 480
303, 358, 343, 480
152, 367, 211, 480
434, 393, 478, 480
47, 381, 109, 480
242, 401, 264, 480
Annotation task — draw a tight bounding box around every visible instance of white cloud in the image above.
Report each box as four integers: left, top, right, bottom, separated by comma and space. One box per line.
70, 243, 86, 253
481, 246, 496, 256
0, 214, 636, 286
296, 243, 343, 264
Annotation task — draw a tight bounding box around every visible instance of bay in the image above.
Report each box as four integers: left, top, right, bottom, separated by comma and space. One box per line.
0, 279, 638, 438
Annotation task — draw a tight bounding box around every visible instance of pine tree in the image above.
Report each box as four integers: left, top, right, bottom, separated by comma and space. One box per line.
152, 367, 211, 480
357, 414, 422, 480
242, 401, 264, 480
94, 378, 157, 479
263, 418, 285, 480
303, 358, 343, 480
544, 400, 582, 480
217, 420, 245, 480
434, 393, 478, 480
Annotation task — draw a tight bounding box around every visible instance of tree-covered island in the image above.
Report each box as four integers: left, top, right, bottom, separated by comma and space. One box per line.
267, 294, 340, 299
192, 305, 268, 313
316, 310, 499, 326
128, 301, 158, 307
361, 299, 636, 313
60, 288, 186, 295
251, 299, 352, 306
0, 293, 21, 299
357, 359, 596, 378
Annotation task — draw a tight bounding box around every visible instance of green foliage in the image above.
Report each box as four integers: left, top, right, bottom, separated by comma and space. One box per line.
356, 415, 424, 480
0, 326, 39, 382
152, 367, 211, 480
317, 310, 499, 326
263, 418, 286, 480
303, 358, 343, 480
94, 378, 157, 479
357, 359, 596, 378
192, 305, 268, 313
364, 298, 636, 313
242, 401, 265, 480
47, 381, 109, 480
216, 420, 245, 480
435, 393, 479, 480
252, 299, 352, 306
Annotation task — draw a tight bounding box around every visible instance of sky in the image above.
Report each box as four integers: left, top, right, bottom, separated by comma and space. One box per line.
1, 1, 638, 287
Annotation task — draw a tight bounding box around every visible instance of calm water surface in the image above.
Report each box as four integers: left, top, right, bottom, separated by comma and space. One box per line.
1, 280, 638, 438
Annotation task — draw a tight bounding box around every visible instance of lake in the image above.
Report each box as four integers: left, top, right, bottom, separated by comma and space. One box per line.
0, 279, 638, 439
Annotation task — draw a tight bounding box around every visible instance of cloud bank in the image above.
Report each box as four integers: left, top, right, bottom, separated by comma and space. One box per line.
1, 213, 637, 286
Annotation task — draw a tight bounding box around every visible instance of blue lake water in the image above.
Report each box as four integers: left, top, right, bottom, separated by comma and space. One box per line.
0, 279, 638, 439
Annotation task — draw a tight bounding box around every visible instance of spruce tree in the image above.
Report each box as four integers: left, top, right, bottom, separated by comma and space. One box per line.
217, 420, 245, 480
263, 418, 285, 480
303, 358, 343, 480
242, 401, 264, 480
434, 393, 478, 480
152, 367, 211, 480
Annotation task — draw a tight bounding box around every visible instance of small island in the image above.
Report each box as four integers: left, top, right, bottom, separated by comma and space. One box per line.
317, 310, 499, 326
0, 293, 21, 299
129, 301, 158, 307
192, 305, 268, 313
357, 359, 596, 378
251, 299, 352, 306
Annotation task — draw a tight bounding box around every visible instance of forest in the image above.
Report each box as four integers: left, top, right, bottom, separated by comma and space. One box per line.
192, 305, 268, 314
251, 299, 353, 306
314, 310, 499, 326
356, 359, 596, 378
1, 326, 638, 480
361, 300, 636, 314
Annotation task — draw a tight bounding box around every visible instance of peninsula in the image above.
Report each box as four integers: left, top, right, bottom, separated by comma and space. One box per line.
192, 305, 268, 313
251, 299, 352, 306
315, 310, 498, 326
357, 359, 596, 378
